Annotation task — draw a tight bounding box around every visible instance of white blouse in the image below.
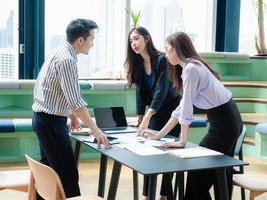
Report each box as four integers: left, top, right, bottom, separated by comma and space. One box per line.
171, 59, 232, 125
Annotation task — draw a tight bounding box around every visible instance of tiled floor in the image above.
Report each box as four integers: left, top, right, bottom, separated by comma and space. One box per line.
1, 156, 267, 200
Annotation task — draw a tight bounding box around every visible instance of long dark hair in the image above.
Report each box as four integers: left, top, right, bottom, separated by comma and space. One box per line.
166, 32, 220, 91
124, 26, 161, 86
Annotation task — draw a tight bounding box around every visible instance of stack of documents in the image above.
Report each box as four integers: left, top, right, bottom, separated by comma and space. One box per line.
167, 147, 223, 158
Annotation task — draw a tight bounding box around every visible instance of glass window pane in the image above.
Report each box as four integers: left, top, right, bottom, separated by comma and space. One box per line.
239, 0, 264, 55
45, 0, 127, 79
131, 0, 215, 52
0, 0, 18, 80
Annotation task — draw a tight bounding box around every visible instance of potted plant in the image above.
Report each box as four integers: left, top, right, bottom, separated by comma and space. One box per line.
254, 0, 267, 55
126, 8, 142, 28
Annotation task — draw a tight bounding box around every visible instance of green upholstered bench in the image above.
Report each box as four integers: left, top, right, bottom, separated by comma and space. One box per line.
0, 116, 207, 163
17, 79, 91, 90
0, 119, 34, 133
0, 119, 38, 163
0, 118, 99, 162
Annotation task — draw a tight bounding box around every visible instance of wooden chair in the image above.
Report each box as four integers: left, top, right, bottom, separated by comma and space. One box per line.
25, 155, 104, 200
0, 169, 30, 192
233, 174, 267, 200
0, 189, 28, 199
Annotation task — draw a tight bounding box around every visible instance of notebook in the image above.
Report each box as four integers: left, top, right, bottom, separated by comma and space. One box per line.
93, 107, 138, 134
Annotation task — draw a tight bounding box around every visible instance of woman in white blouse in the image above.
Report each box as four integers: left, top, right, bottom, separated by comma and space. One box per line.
145, 32, 243, 200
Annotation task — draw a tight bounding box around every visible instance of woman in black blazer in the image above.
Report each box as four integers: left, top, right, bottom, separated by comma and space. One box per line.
124, 26, 181, 200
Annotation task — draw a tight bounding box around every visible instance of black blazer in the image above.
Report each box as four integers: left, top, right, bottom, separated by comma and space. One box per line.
136, 53, 181, 116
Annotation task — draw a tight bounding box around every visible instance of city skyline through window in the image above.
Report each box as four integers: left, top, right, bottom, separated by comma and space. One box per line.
131, 0, 215, 53
0, 0, 18, 80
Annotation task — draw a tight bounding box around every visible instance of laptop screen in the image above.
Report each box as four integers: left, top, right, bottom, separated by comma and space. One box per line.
93, 107, 128, 128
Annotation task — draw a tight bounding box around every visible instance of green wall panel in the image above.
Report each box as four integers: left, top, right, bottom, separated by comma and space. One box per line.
0, 95, 15, 109
228, 87, 267, 99
251, 59, 267, 80
236, 103, 267, 114
81, 89, 136, 115
204, 57, 267, 81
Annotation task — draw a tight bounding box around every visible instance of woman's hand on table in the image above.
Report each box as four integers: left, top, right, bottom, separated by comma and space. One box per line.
161, 141, 186, 148
140, 130, 161, 140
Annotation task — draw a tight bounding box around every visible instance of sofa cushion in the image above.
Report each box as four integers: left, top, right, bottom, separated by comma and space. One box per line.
79, 80, 91, 90
190, 118, 207, 128
256, 123, 267, 134
223, 52, 249, 59
0, 81, 20, 89
199, 52, 249, 59
13, 119, 33, 132
19, 80, 36, 89
88, 80, 127, 90
0, 120, 15, 132
199, 52, 225, 58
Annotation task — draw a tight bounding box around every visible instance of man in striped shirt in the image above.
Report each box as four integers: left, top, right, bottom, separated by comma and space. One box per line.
32, 19, 111, 198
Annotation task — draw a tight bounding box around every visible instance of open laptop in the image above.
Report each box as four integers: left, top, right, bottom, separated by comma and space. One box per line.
93, 107, 138, 134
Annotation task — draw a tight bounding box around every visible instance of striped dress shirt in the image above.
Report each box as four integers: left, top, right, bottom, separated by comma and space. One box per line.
32, 42, 87, 116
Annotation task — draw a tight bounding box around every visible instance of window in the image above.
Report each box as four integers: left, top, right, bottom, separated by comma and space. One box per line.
0, 0, 220, 80
45, 0, 127, 79
0, 0, 18, 80
239, 0, 264, 55
131, 0, 215, 52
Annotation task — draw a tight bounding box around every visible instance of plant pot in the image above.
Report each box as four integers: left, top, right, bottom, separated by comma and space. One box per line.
250, 54, 267, 59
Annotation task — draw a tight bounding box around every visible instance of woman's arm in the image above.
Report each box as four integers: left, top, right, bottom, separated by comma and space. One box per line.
162, 124, 189, 148
145, 117, 179, 139
137, 108, 155, 135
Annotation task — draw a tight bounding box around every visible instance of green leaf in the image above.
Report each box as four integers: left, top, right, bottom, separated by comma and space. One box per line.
125, 8, 142, 28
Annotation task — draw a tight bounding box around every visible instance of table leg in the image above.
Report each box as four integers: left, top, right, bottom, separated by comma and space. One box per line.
133, 170, 139, 200
98, 154, 108, 197
178, 172, 184, 200
216, 168, 229, 200
107, 160, 122, 200
74, 140, 81, 166
147, 174, 157, 200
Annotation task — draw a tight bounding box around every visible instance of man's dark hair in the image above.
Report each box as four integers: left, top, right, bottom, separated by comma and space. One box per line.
66, 19, 98, 43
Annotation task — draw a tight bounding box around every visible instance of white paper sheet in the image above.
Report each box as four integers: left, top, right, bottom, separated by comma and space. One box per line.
143, 140, 163, 147
143, 138, 176, 147
82, 135, 95, 143
108, 133, 145, 143
167, 147, 223, 158
119, 142, 166, 156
